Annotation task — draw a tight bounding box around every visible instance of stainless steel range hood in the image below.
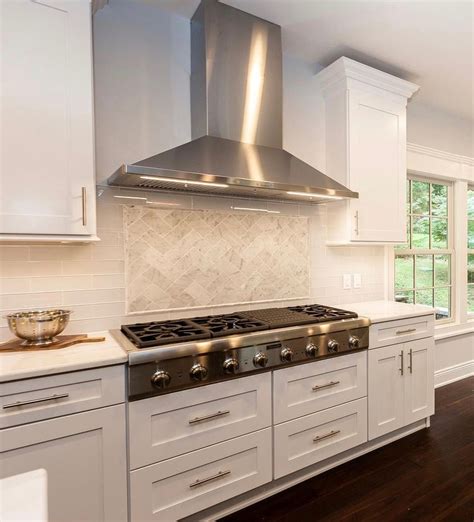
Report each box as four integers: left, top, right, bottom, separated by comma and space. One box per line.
107, 0, 357, 203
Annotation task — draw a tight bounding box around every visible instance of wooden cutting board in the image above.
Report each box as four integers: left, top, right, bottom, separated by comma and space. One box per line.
0, 334, 106, 353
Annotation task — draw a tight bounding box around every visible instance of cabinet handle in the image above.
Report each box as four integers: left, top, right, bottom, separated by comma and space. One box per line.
313, 429, 340, 443
3, 393, 69, 409
189, 410, 230, 425
189, 470, 231, 488
408, 348, 413, 374
396, 328, 416, 335
81, 187, 87, 226
354, 211, 359, 236
399, 350, 404, 375
312, 380, 340, 391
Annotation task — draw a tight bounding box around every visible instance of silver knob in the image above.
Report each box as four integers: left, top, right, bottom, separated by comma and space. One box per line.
349, 335, 360, 348
151, 370, 171, 389
223, 357, 239, 374
253, 351, 268, 368
327, 339, 339, 353
190, 363, 208, 381
280, 347, 293, 362
306, 342, 319, 357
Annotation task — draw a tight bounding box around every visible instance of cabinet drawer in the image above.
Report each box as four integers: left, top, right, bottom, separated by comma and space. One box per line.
274, 398, 367, 479
128, 373, 272, 469
370, 315, 434, 349
273, 352, 367, 424
0, 366, 125, 428
130, 428, 272, 521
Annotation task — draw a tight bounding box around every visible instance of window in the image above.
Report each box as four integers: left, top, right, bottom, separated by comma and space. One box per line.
468, 187, 474, 314
394, 178, 452, 321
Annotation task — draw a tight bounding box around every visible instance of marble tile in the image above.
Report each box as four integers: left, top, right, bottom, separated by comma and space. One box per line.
124, 206, 310, 313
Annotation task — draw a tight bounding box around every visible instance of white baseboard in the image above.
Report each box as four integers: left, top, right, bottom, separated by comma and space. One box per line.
434, 360, 474, 388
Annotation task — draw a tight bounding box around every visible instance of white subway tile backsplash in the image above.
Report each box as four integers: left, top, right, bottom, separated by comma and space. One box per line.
29, 245, 92, 261
0, 246, 29, 261
62, 288, 125, 306
30, 275, 94, 292
61, 260, 124, 275
91, 245, 124, 260
0, 292, 63, 311
0, 261, 62, 277
0, 278, 31, 294
92, 274, 125, 289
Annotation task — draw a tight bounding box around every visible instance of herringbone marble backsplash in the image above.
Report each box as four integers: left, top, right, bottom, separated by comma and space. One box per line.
124, 206, 310, 313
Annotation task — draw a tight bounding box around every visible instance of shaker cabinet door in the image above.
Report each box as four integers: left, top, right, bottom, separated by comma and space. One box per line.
1, 0, 96, 236
0, 405, 127, 522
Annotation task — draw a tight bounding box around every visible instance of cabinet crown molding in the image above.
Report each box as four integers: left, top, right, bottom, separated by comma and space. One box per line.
315, 57, 419, 100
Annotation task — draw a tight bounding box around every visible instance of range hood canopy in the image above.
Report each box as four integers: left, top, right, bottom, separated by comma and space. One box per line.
107, 0, 358, 204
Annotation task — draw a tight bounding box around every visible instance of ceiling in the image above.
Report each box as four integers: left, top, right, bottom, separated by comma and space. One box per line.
156, 0, 473, 123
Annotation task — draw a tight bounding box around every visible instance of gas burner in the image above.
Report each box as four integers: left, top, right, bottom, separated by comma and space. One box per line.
191, 314, 268, 337
288, 304, 358, 322
121, 320, 210, 348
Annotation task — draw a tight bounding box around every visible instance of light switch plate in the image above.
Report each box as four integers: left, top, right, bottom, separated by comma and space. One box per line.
343, 274, 352, 289
353, 273, 362, 288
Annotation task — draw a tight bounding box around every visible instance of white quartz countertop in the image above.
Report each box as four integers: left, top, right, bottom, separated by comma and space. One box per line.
0, 331, 127, 383
336, 300, 435, 324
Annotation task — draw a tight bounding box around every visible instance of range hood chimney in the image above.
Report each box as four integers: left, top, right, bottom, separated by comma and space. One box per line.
107, 0, 358, 203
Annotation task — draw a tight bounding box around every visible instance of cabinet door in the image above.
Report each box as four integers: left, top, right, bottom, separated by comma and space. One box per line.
1, 0, 95, 236
0, 405, 127, 522
349, 90, 407, 242
368, 344, 405, 440
404, 338, 435, 425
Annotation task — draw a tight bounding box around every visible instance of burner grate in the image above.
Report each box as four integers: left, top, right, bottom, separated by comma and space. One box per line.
191, 314, 268, 337
288, 304, 358, 323
121, 319, 210, 348
239, 308, 316, 328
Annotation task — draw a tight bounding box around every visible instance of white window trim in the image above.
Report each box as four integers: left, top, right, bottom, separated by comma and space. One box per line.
468, 186, 474, 317
387, 143, 474, 336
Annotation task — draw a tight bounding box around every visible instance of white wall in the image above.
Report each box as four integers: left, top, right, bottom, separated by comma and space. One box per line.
407, 101, 474, 158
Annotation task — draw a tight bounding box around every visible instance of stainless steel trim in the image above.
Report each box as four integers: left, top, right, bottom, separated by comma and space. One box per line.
313, 429, 340, 443
408, 348, 413, 374
399, 350, 404, 375
312, 380, 340, 392
112, 317, 371, 365
3, 393, 69, 409
189, 410, 230, 425
396, 328, 417, 335
81, 187, 87, 226
189, 470, 231, 489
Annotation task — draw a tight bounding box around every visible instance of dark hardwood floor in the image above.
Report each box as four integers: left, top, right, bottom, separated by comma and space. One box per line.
221, 377, 474, 522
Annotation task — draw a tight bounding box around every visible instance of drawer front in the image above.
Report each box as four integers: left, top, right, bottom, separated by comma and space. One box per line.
370, 315, 434, 349
273, 352, 367, 424
129, 373, 272, 469
130, 428, 272, 521
274, 398, 367, 479
0, 365, 125, 428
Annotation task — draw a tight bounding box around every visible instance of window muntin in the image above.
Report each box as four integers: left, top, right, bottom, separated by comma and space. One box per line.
468, 187, 474, 314
395, 178, 452, 321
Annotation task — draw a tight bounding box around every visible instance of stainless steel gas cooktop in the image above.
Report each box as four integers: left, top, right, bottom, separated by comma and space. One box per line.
112, 304, 370, 401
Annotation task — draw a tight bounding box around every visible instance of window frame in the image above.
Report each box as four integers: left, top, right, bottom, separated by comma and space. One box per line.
468, 185, 474, 316
393, 175, 455, 325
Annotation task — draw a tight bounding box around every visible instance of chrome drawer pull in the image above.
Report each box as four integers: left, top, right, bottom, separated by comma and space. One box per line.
3, 393, 69, 410
313, 429, 340, 443
399, 350, 404, 375
189, 470, 231, 489
81, 187, 87, 226
189, 410, 230, 425
408, 348, 413, 374
312, 381, 340, 392
396, 328, 417, 335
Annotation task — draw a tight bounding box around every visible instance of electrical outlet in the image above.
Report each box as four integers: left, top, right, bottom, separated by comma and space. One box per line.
343, 274, 352, 289
353, 273, 362, 288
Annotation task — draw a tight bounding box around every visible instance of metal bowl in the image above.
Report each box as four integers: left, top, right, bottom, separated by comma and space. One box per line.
6, 310, 72, 346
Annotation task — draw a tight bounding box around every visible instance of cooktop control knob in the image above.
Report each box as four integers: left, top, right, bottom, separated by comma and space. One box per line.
151, 370, 171, 389
349, 335, 360, 349
306, 342, 319, 357
253, 351, 268, 368
327, 339, 339, 353
280, 347, 293, 362
190, 363, 208, 381
223, 357, 239, 374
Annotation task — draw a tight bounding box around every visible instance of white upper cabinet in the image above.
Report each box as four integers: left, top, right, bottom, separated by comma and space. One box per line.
0, 0, 97, 240
316, 57, 419, 245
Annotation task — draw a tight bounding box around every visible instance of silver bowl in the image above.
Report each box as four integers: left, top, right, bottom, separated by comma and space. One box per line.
6, 310, 72, 346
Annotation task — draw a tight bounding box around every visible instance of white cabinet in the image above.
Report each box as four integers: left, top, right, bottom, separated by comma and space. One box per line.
0, 404, 128, 521
0, 0, 97, 240
316, 57, 419, 245
368, 337, 434, 439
